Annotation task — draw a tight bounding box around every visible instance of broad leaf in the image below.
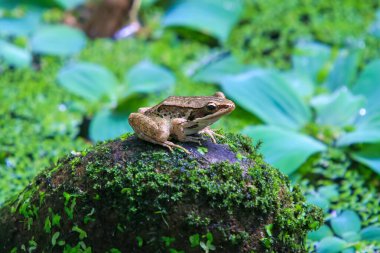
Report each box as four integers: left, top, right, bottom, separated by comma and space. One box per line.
281, 71, 314, 98
325, 49, 360, 91
0, 40, 31, 68
311, 88, 365, 127
337, 113, 380, 146
31, 25, 87, 56
162, 0, 243, 43
123, 60, 175, 97
318, 185, 339, 200
316, 237, 347, 253
351, 143, 380, 174
292, 41, 331, 83
306, 193, 330, 213
192, 55, 250, 83
55, 0, 85, 9
0, 11, 41, 36
331, 210, 361, 239
243, 126, 326, 174
361, 226, 380, 242
89, 109, 132, 142
222, 70, 311, 130
308, 225, 334, 241
57, 62, 118, 102
352, 59, 380, 115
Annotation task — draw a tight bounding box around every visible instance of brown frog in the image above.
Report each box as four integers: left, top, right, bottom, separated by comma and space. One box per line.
128, 92, 235, 153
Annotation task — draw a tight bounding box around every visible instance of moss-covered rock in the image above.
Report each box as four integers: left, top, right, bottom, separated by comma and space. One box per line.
0, 132, 322, 252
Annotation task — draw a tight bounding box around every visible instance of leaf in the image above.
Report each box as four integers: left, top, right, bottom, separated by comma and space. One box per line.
369, 10, 380, 38
0, 11, 41, 36
316, 237, 347, 253
162, 0, 243, 42
360, 226, 380, 242
311, 88, 365, 127
0, 40, 31, 68
352, 59, 380, 115
308, 225, 334, 241
243, 125, 326, 174
325, 49, 360, 91
331, 210, 361, 239
89, 109, 132, 142
306, 193, 330, 213
51, 232, 60, 246
192, 55, 250, 83
222, 69, 311, 130
337, 113, 380, 146
351, 143, 380, 174
31, 25, 87, 56
57, 62, 118, 102
55, 0, 85, 9
318, 185, 339, 200
124, 60, 175, 97
292, 41, 332, 83
281, 71, 315, 98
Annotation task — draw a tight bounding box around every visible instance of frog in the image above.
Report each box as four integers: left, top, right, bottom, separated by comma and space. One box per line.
128, 92, 235, 153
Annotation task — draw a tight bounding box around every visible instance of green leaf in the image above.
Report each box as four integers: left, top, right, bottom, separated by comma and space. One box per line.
308, 225, 333, 241
331, 210, 361, 238
360, 226, 380, 242
318, 185, 339, 200
192, 55, 250, 83
0, 40, 31, 68
325, 49, 359, 91
31, 25, 87, 56
57, 62, 118, 102
0, 11, 41, 36
124, 60, 175, 97
369, 10, 380, 38
89, 109, 132, 142
51, 232, 60, 246
222, 70, 311, 130
306, 193, 330, 213
311, 88, 365, 127
316, 237, 347, 253
352, 59, 380, 114
189, 234, 200, 247
243, 126, 326, 174
162, 0, 243, 43
55, 0, 85, 9
281, 71, 315, 98
351, 143, 380, 174
337, 113, 380, 146
292, 41, 332, 83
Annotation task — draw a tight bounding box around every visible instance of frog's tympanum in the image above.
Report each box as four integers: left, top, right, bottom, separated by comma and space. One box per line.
128, 92, 235, 153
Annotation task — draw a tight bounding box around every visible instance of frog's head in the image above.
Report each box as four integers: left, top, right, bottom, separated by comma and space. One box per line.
188, 92, 235, 125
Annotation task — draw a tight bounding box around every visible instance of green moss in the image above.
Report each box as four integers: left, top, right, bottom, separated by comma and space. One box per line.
0, 133, 322, 252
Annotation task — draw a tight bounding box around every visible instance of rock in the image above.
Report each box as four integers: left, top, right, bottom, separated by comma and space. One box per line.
0, 132, 322, 252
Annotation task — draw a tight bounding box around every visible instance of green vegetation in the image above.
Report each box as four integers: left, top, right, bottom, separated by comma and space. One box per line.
1, 0, 380, 251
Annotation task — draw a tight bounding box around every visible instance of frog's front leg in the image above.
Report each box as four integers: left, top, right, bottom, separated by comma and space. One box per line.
129, 113, 190, 154
199, 127, 224, 143
171, 118, 202, 144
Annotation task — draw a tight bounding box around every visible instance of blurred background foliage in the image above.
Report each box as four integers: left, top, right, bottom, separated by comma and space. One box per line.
1, 0, 380, 252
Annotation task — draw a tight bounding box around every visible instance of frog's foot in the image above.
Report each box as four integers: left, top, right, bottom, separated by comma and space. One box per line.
199, 127, 224, 143
162, 141, 190, 154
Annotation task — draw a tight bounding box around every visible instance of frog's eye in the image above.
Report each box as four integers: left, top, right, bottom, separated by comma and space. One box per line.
206, 102, 217, 111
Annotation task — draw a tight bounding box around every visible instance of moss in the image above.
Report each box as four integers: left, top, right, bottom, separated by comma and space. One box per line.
0, 132, 322, 252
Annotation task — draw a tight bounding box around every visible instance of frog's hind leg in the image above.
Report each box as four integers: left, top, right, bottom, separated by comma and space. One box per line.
129, 113, 190, 154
